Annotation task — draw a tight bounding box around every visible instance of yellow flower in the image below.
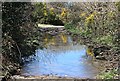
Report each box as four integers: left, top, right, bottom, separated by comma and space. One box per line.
50, 8, 54, 15
50, 8, 54, 11
50, 38, 56, 45
44, 12, 47, 16
85, 13, 94, 25
86, 48, 94, 57
44, 10, 47, 16
62, 8, 66, 11
61, 11, 65, 17
60, 8, 67, 18
80, 12, 86, 17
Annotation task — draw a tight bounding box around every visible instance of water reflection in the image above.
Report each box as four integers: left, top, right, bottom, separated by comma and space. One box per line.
22, 33, 100, 78
43, 33, 72, 46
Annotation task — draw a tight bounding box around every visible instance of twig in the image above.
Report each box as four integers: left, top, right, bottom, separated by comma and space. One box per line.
15, 42, 22, 64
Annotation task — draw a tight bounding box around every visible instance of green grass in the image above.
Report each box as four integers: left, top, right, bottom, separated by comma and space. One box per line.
64, 23, 92, 36
93, 35, 113, 46
97, 69, 118, 79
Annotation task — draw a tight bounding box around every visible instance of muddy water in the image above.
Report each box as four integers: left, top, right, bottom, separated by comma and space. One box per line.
21, 33, 101, 78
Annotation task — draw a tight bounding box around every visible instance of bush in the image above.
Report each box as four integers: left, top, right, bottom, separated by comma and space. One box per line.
2, 2, 40, 77
93, 35, 113, 46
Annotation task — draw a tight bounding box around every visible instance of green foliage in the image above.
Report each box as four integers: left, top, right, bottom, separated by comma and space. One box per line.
64, 23, 74, 29
93, 35, 113, 46
33, 3, 64, 25
97, 69, 118, 79
64, 23, 81, 35
32, 3, 46, 22
63, 2, 119, 48
2, 2, 39, 65
81, 29, 93, 38
65, 22, 93, 38
116, 2, 120, 11
63, 3, 119, 79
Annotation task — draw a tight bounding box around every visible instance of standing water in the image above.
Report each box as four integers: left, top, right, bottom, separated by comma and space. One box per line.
21, 33, 100, 78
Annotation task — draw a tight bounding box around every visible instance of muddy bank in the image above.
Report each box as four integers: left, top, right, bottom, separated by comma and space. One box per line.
7, 75, 82, 79
38, 27, 67, 35
1, 75, 104, 81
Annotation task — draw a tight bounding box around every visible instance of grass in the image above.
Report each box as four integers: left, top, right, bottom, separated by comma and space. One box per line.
96, 69, 118, 79
93, 35, 113, 46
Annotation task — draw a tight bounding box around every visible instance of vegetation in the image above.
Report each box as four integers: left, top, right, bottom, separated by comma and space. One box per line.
2, 2, 40, 79
2, 2, 119, 80
1, 2, 64, 80
96, 69, 118, 79
32, 3, 64, 25
46, 2, 119, 79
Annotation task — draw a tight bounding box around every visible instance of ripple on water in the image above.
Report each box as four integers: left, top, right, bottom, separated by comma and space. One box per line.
22, 35, 100, 79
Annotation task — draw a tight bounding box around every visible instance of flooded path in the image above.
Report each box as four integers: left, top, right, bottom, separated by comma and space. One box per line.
21, 33, 101, 79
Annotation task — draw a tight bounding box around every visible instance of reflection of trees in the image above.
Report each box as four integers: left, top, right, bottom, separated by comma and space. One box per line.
37, 33, 86, 64
43, 33, 73, 46
41, 33, 86, 53
47, 45, 85, 53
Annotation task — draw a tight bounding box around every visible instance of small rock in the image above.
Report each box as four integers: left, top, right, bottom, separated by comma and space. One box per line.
95, 56, 106, 60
